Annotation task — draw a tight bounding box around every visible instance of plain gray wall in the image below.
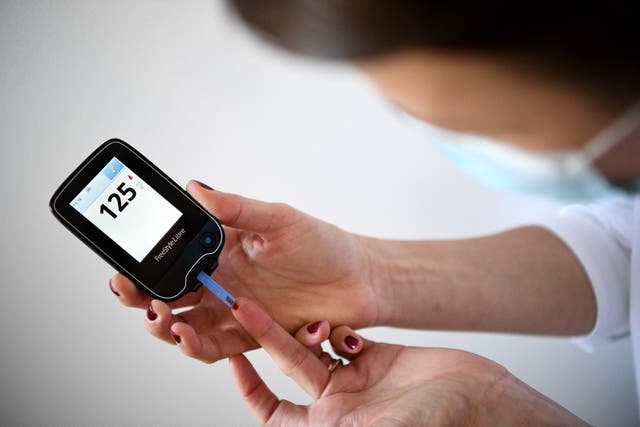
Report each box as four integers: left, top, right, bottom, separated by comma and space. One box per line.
0, 1, 636, 425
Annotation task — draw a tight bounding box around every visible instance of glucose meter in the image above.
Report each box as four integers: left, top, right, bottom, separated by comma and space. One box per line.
50, 139, 233, 304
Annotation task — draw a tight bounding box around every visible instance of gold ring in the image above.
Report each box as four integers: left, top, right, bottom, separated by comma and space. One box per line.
327, 358, 343, 373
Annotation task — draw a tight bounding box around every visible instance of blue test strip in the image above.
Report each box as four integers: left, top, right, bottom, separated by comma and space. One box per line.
197, 271, 236, 307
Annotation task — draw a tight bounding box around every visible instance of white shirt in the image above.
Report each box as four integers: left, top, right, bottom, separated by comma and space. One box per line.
542, 194, 640, 407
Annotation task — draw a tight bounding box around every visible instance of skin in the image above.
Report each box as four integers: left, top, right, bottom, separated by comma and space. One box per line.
228, 296, 588, 426
114, 182, 379, 361
112, 183, 593, 425
110, 50, 640, 423
355, 50, 640, 178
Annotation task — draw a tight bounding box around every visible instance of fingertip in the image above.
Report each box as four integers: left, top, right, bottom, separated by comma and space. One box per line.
343, 335, 362, 353
109, 274, 126, 295
229, 297, 274, 337
176, 324, 225, 364
170, 331, 182, 344
229, 296, 252, 318
111, 275, 149, 308
146, 300, 158, 322
313, 321, 330, 342
108, 279, 120, 297
296, 320, 330, 347
292, 321, 329, 357
155, 299, 171, 312
230, 297, 251, 329
169, 321, 193, 348
229, 353, 248, 372
169, 322, 222, 364
229, 353, 256, 389
329, 326, 365, 356
186, 181, 234, 225
305, 321, 322, 335
187, 179, 214, 194
148, 299, 172, 321
229, 354, 249, 393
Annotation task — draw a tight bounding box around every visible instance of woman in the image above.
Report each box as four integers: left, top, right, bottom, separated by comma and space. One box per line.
110, 2, 639, 424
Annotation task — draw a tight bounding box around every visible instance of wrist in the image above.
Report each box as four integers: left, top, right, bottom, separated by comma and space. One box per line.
356, 235, 496, 331
479, 370, 589, 427
357, 235, 455, 329
358, 236, 391, 327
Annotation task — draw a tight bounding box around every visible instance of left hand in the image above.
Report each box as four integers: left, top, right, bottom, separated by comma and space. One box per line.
228, 297, 588, 426
110, 183, 379, 363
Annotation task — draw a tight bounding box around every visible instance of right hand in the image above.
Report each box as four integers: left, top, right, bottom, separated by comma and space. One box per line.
110, 180, 380, 362
229, 297, 588, 427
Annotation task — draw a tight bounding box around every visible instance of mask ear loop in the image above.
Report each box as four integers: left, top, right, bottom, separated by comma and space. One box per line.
582, 100, 640, 163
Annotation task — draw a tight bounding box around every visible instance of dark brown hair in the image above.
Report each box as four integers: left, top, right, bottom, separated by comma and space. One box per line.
227, 1, 640, 105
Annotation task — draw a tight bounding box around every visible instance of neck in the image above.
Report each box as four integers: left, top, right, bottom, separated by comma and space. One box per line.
594, 123, 640, 183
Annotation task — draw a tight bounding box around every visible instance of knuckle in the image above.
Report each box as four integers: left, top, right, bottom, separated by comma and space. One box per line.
228, 200, 245, 226
196, 351, 217, 364
180, 342, 210, 363
253, 316, 277, 342
282, 344, 309, 378
271, 202, 290, 213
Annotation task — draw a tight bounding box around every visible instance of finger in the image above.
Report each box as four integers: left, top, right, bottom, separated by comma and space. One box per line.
294, 321, 330, 357
170, 321, 256, 364
318, 351, 334, 367
186, 181, 291, 232
329, 326, 369, 361
229, 354, 280, 425
145, 300, 185, 345
231, 297, 329, 398
110, 273, 204, 309
174, 305, 226, 332
230, 355, 306, 425
110, 274, 149, 308
146, 299, 232, 347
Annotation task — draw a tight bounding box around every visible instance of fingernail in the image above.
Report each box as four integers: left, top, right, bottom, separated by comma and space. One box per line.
194, 180, 214, 191
307, 321, 321, 334
109, 280, 120, 297
171, 331, 181, 344
147, 303, 158, 321
344, 335, 359, 350
231, 301, 238, 310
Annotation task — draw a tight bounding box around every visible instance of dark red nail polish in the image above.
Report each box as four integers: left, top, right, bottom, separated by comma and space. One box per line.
147, 303, 158, 321
195, 180, 214, 191
307, 321, 321, 334
109, 280, 120, 296
171, 332, 181, 344
345, 335, 358, 350
231, 301, 238, 310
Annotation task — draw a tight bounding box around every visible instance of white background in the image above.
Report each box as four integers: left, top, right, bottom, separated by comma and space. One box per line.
0, 1, 636, 425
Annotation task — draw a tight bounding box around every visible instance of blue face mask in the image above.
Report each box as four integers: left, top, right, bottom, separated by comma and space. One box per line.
406, 103, 640, 202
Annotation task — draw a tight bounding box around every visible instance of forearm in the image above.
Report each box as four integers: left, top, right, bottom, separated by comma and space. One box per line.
360, 226, 596, 335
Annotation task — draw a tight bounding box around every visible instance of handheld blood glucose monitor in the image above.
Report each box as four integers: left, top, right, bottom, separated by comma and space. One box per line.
49, 139, 235, 306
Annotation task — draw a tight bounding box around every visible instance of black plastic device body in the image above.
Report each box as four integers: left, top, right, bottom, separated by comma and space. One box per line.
49, 139, 224, 302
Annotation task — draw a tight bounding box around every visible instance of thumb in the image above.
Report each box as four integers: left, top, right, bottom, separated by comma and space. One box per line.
187, 180, 282, 232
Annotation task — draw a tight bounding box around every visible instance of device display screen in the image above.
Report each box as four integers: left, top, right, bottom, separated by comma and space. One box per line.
70, 157, 182, 263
